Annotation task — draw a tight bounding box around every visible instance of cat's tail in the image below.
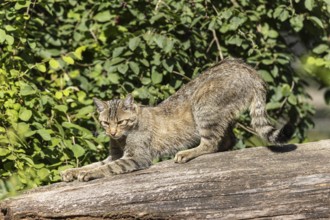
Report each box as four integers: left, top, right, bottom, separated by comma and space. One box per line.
249, 86, 294, 144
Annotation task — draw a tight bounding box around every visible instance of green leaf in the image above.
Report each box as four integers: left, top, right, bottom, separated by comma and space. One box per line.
268, 30, 279, 38
290, 15, 304, 32
258, 70, 273, 83
16, 122, 31, 137
76, 106, 94, 116
37, 168, 50, 180
128, 37, 141, 51
226, 35, 243, 46
0, 29, 6, 43
151, 71, 163, 84
266, 102, 282, 110
49, 59, 60, 69
62, 55, 74, 65
37, 129, 51, 141
154, 35, 165, 48
20, 84, 36, 96
279, 10, 290, 22
164, 38, 174, 53
36, 63, 46, 72
4, 25, 15, 32
71, 144, 85, 158
5, 35, 14, 45
21, 155, 34, 165
112, 47, 125, 58
308, 16, 324, 28
141, 77, 151, 85
19, 107, 32, 121
162, 60, 174, 72
94, 11, 112, 22
129, 61, 140, 75
118, 63, 129, 74
288, 95, 298, 105
14, 1, 31, 10
313, 44, 329, 54
0, 148, 11, 156
281, 84, 291, 97
109, 73, 120, 84
54, 105, 68, 113
85, 140, 97, 151
62, 122, 92, 137
108, 57, 125, 66
74, 46, 87, 60
55, 91, 63, 99
304, 0, 315, 11
273, 7, 284, 18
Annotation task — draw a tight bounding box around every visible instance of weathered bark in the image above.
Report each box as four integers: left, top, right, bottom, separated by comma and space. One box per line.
1, 140, 330, 220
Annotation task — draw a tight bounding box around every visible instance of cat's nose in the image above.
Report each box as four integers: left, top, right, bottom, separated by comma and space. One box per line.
109, 129, 116, 136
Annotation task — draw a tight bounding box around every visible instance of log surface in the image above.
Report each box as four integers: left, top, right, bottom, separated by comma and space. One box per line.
1, 140, 330, 220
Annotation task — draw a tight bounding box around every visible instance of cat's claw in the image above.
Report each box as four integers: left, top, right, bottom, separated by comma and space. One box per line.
77, 171, 90, 182
174, 151, 193, 163
77, 170, 105, 182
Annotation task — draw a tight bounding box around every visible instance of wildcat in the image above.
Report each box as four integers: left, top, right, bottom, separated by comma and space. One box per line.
61, 58, 293, 182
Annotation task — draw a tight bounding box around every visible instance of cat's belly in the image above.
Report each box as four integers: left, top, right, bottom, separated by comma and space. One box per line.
151, 105, 200, 157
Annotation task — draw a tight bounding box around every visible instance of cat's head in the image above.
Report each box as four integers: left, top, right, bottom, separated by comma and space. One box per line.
93, 94, 138, 139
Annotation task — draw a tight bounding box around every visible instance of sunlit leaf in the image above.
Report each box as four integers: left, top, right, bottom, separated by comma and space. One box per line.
71, 144, 85, 158
49, 59, 60, 69
19, 108, 32, 121
36, 63, 46, 72
20, 84, 36, 96
62, 55, 74, 65
37, 129, 51, 141
94, 11, 112, 22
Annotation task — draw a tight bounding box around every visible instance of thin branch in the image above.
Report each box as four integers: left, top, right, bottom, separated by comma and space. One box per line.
173, 71, 192, 81
155, 0, 162, 11
237, 122, 259, 136
206, 38, 215, 53
89, 29, 98, 42
211, 29, 223, 61
278, 80, 296, 114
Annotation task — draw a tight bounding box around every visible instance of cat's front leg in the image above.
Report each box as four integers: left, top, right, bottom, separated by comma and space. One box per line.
61, 168, 80, 182
77, 156, 151, 182
60, 156, 112, 182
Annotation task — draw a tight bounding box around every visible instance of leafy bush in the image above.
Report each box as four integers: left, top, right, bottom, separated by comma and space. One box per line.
0, 0, 329, 198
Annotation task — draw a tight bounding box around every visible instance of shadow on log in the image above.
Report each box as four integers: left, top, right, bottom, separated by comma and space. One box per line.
1, 140, 330, 220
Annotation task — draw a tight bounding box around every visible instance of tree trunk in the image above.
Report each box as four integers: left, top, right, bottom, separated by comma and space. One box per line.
1, 140, 330, 220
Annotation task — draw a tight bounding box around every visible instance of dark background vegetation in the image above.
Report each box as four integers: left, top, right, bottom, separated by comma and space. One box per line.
0, 0, 329, 199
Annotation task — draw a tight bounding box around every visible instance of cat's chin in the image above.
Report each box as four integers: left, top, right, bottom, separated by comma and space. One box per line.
109, 134, 124, 140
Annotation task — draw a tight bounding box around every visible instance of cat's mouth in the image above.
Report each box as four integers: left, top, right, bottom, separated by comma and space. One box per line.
107, 133, 122, 139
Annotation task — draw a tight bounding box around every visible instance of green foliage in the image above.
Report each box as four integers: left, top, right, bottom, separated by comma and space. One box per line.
0, 0, 329, 198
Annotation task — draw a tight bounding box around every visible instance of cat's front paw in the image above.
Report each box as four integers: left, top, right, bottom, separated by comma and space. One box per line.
174, 150, 195, 163
77, 170, 105, 182
60, 169, 78, 182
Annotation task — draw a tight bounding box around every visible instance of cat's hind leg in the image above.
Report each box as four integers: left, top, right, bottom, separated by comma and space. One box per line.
174, 108, 235, 163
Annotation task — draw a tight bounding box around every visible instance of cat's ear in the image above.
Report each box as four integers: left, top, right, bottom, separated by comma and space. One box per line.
123, 94, 134, 108
93, 98, 107, 112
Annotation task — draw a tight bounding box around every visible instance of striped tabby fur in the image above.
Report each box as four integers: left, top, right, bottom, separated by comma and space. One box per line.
61, 58, 293, 182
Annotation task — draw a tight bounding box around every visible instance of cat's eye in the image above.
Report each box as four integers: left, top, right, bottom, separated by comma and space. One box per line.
101, 121, 109, 127
117, 119, 128, 125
